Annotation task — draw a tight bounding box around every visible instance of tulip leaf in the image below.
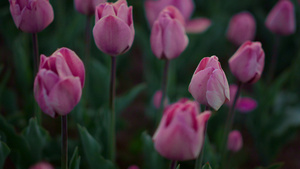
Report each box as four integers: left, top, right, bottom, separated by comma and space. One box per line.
255, 162, 284, 169
0, 141, 10, 168
202, 163, 212, 169
176, 164, 180, 169
78, 125, 115, 169
69, 147, 81, 169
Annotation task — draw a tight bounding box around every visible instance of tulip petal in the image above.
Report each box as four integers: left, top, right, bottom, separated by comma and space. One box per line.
194, 111, 211, 156
38, 69, 59, 94
236, 97, 257, 113
48, 77, 82, 116
55, 56, 73, 78
102, 4, 116, 18
150, 21, 163, 58
185, 18, 211, 33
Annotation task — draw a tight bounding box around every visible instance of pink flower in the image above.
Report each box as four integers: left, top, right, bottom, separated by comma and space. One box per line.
265, 0, 295, 36
128, 165, 139, 169
74, 0, 106, 16
227, 130, 243, 152
34, 48, 85, 118
150, 6, 188, 60
229, 41, 265, 84
9, 0, 54, 33
226, 84, 257, 113
29, 162, 54, 169
93, 0, 134, 56
152, 90, 168, 109
145, 0, 211, 33
226, 11, 256, 46
189, 56, 230, 111
153, 99, 211, 161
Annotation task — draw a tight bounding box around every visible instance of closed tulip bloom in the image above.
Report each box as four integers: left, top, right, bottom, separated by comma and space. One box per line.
152, 90, 169, 109
29, 162, 54, 169
265, 0, 295, 36
227, 12, 256, 46
75, 0, 106, 16
227, 130, 243, 152
189, 56, 230, 111
128, 165, 139, 169
150, 6, 188, 60
34, 48, 85, 118
93, 0, 134, 56
153, 99, 211, 161
9, 0, 54, 33
229, 41, 265, 84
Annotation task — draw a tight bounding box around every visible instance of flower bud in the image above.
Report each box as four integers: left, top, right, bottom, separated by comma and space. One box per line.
226, 11, 256, 46
128, 165, 139, 169
153, 99, 211, 161
189, 56, 230, 110
93, 0, 134, 56
9, 0, 54, 33
229, 41, 265, 84
265, 0, 296, 36
227, 130, 243, 152
74, 0, 106, 16
34, 48, 85, 118
150, 6, 188, 60
29, 162, 54, 169
152, 90, 168, 109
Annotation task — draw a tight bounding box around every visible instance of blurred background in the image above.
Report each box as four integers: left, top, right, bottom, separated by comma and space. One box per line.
1, 0, 300, 168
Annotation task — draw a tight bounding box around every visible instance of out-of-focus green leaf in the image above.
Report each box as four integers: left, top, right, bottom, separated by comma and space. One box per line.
202, 163, 212, 169
0, 141, 10, 169
272, 107, 300, 136
23, 118, 49, 162
176, 164, 180, 169
255, 162, 284, 169
116, 83, 146, 114
69, 147, 81, 169
78, 125, 115, 169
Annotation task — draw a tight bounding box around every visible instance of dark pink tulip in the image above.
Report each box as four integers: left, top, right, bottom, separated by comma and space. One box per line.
34, 48, 85, 118
265, 0, 296, 36
150, 6, 188, 60
153, 99, 211, 161
226, 84, 257, 113
229, 41, 265, 84
29, 162, 54, 169
128, 165, 139, 169
9, 0, 54, 33
145, 0, 211, 33
227, 130, 243, 152
226, 11, 256, 46
152, 90, 168, 109
74, 0, 106, 16
93, 0, 134, 56
189, 56, 230, 111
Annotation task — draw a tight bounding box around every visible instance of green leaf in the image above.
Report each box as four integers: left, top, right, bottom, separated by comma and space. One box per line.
77, 125, 115, 169
0, 141, 10, 168
23, 118, 49, 162
69, 147, 81, 169
255, 162, 284, 169
202, 163, 212, 169
176, 164, 180, 169
116, 84, 146, 114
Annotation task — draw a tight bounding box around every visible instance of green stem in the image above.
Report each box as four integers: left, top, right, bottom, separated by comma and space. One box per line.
83, 16, 91, 106
170, 160, 177, 169
32, 33, 41, 124
61, 115, 68, 169
109, 56, 117, 163
267, 35, 280, 84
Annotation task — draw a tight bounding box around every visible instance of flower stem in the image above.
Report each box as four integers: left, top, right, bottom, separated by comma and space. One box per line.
83, 16, 91, 106
267, 35, 280, 84
61, 115, 68, 169
32, 33, 41, 124
109, 56, 117, 163
170, 160, 177, 169
156, 60, 170, 125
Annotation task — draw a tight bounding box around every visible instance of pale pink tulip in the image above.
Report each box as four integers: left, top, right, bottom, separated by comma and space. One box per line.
74, 0, 107, 16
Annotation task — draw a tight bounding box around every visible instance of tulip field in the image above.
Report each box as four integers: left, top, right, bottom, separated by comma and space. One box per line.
1, 0, 300, 169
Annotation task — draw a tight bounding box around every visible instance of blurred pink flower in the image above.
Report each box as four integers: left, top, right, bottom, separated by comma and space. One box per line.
74, 0, 106, 16
29, 162, 54, 169
128, 165, 139, 169
227, 130, 243, 152
152, 90, 168, 109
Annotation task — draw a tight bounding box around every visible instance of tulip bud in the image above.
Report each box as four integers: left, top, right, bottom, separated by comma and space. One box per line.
153, 99, 211, 161
29, 162, 54, 169
226, 11, 256, 46
189, 56, 230, 111
152, 90, 168, 109
265, 0, 295, 36
93, 0, 134, 56
229, 41, 265, 84
34, 48, 85, 118
128, 165, 139, 169
9, 0, 54, 33
150, 6, 188, 60
227, 130, 243, 152
75, 0, 106, 16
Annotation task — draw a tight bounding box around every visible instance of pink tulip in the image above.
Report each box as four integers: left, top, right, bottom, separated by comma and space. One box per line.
226, 11, 256, 46
29, 162, 54, 169
150, 6, 188, 60
153, 99, 211, 161
34, 48, 85, 118
227, 130, 243, 152
265, 0, 295, 36
93, 0, 134, 56
229, 41, 265, 84
9, 0, 54, 33
128, 165, 139, 169
74, 0, 106, 16
145, 0, 211, 33
152, 90, 168, 109
189, 56, 230, 111
226, 84, 257, 113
